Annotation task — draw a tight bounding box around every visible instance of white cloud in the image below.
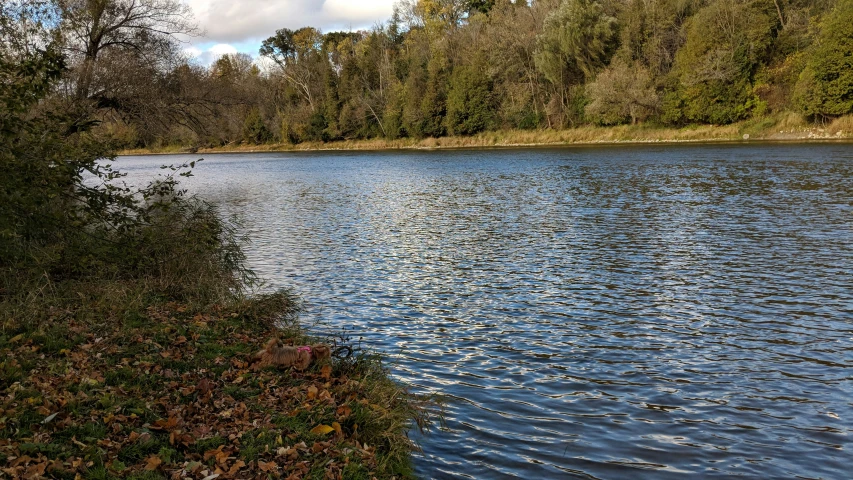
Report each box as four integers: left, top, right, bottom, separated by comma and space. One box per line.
184, 0, 395, 45
208, 43, 238, 56
183, 46, 203, 58
321, 0, 394, 25
184, 43, 242, 66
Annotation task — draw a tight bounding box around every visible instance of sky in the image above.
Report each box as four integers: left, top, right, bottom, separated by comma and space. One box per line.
182, 0, 396, 65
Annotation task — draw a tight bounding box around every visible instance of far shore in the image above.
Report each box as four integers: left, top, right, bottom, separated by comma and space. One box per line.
119, 116, 853, 156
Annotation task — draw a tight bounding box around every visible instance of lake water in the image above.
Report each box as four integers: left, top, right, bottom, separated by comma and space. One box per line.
117, 143, 853, 479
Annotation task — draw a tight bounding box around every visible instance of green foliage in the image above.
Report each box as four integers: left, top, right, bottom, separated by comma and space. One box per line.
382, 81, 407, 139
585, 57, 659, 124
0, 48, 114, 269
321, 62, 343, 139
32, 0, 845, 146
242, 108, 272, 144
468, 0, 497, 14
260, 27, 323, 66
794, 0, 853, 118
303, 112, 330, 142
535, 0, 618, 87
617, 0, 702, 76
418, 55, 449, 138
667, 0, 778, 124
446, 60, 495, 135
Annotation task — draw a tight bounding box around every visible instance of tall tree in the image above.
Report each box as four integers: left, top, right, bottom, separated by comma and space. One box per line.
0, 0, 61, 59
58, 0, 198, 100
793, 0, 853, 119
535, 0, 618, 125
586, 57, 659, 124
260, 27, 324, 110
483, 0, 553, 129
446, 57, 495, 134
667, 0, 778, 124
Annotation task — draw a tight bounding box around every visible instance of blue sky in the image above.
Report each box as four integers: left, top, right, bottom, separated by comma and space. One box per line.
182, 0, 395, 64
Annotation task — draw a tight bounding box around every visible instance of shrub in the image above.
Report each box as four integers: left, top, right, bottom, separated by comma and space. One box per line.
1, 47, 254, 329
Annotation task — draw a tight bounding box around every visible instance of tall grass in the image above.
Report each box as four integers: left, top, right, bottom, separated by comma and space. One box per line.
0, 198, 255, 331
121, 113, 852, 157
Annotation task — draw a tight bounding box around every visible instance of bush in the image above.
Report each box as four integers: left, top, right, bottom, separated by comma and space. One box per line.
1, 48, 254, 328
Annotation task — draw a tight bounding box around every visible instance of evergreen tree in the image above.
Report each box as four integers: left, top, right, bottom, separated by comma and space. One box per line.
794, 0, 853, 118
418, 53, 449, 137
242, 107, 271, 144
446, 61, 495, 135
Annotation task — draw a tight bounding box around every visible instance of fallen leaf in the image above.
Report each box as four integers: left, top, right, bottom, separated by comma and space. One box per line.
42, 412, 59, 424
320, 365, 332, 380
203, 446, 224, 462
197, 378, 213, 395
151, 417, 179, 431
336, 405, 352, 418
310, 424, 335, 435
228, 460, 245, 475
307, 386, 318, 400
144, 456, 162, 471
25, 462, 46, 477
332, 422, 342, 436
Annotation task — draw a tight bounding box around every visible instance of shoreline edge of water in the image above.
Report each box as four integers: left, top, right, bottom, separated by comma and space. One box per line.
118, 120, 853, 156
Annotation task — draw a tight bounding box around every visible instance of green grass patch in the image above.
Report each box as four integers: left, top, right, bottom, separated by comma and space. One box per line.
117, 434, 170, 464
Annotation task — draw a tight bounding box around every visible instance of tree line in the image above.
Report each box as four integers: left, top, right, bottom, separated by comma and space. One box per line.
4, 0, 852, 149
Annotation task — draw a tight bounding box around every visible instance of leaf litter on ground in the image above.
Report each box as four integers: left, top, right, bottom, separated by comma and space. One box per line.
0, 299, 434, 479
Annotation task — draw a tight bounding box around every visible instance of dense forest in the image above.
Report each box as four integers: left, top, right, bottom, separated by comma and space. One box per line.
3, 0, 852, 149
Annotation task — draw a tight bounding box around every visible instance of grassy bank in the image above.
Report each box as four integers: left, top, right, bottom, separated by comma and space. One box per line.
120, 114, 853, 155
1, 279, 429, 479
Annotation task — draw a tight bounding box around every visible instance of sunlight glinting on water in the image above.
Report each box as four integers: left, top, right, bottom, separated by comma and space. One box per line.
117, 144, 853, 479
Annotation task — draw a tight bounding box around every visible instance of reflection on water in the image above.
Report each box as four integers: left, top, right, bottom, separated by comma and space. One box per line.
117, 144, 853, 479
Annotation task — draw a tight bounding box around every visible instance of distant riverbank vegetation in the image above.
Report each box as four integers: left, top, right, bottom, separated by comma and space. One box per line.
9, 0, 851, 151
121, 114, 853, 155
1, 3, 428, 477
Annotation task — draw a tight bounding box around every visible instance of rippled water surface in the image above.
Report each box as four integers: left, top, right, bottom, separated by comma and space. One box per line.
118, 144, 853, 479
